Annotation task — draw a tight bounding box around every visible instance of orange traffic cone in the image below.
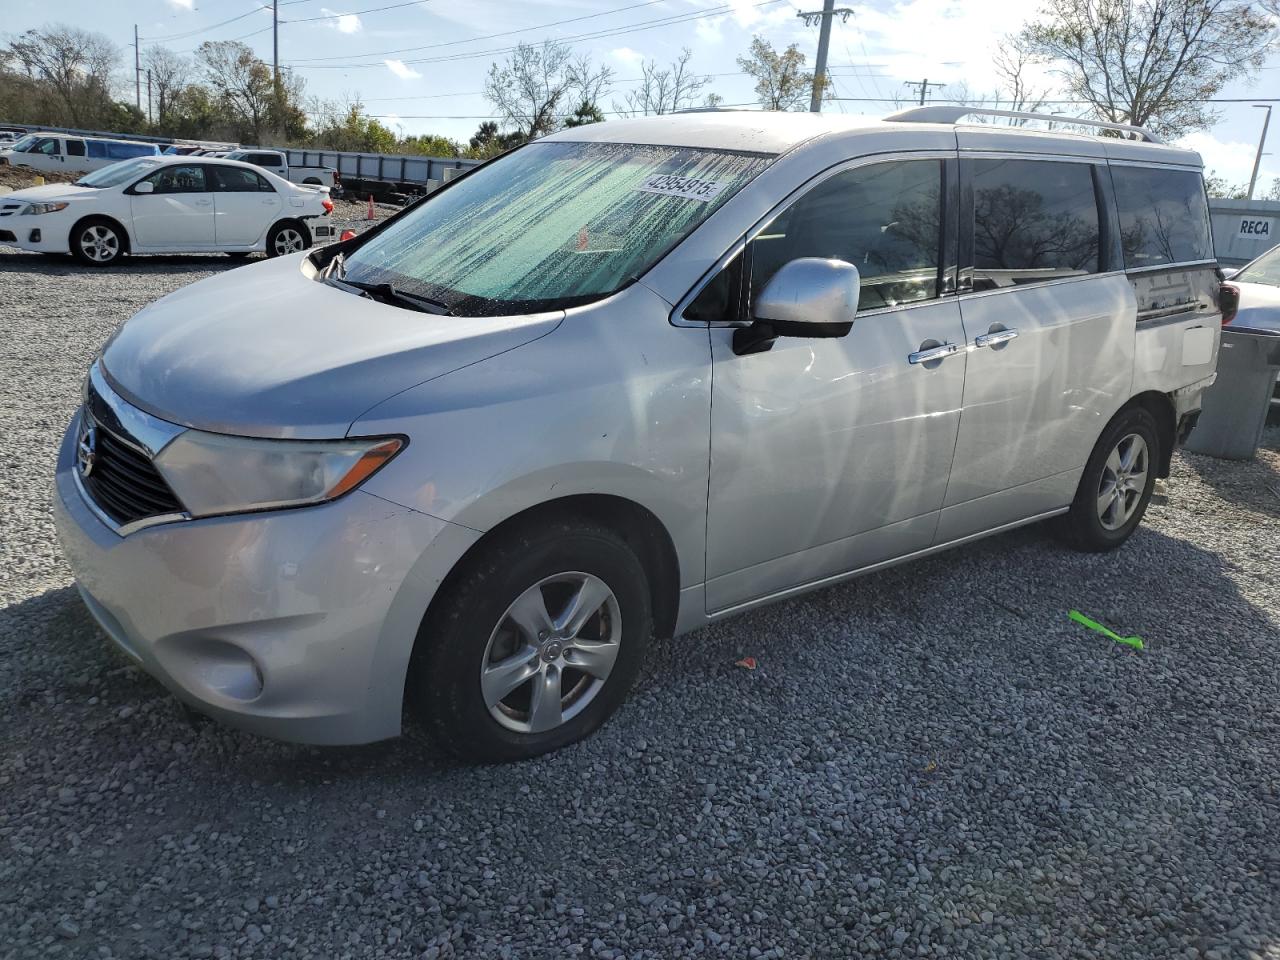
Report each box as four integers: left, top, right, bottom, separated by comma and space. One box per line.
366, 195, 375, 220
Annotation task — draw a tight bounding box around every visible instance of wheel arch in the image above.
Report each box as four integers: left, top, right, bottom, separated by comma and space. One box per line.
1123, 390, 1177, 478
267, 217, 310, 252
422, 494, 681, 647
69, 213, 131, 255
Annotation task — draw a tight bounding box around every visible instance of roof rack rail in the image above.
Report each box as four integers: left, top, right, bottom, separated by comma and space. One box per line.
883, 106, 1162, 144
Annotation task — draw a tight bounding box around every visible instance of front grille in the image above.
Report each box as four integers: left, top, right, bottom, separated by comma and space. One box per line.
79, 410, 185, 527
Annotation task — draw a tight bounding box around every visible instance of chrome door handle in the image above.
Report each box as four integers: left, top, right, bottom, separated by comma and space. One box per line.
908, 342, 962, 365
974, 328, 1019, 348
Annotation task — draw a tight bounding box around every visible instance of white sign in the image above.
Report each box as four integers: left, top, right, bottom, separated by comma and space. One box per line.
1236, 216, 1274, 241
638, 174, 726, 203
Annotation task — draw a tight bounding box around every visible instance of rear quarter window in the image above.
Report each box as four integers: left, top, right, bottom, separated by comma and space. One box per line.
1110, 166, 1213, 269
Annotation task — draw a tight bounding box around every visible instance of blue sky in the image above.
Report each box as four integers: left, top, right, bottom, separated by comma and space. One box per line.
10, 0, 1280, 189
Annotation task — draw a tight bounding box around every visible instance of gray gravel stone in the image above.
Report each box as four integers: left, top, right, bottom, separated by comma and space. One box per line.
1, 245, 1279, 960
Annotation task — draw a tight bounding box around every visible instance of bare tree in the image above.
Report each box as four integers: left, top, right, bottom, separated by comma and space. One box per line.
484, 41, 611, 141
737, 36, 813, 111
5, 25, 118, 125
1018, 0, 1273, 138
143, 46, 190, 125
615, 48, 710, 117
992, 38, 1051, 118
197, 40, 274, 142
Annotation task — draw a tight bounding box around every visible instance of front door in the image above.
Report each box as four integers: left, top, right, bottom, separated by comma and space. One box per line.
704, 156, 967, 613
129, 163, 216, 248
211, 165, 283, 245
938, 156, 1134, 543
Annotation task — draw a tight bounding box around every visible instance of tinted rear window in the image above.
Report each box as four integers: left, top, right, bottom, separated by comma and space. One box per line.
969, 158, 1101, 289
1110, 166, 1213, 268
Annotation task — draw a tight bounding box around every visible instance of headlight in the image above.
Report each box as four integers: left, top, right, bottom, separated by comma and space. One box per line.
153, 431, 404, 518
21, 201, 70, 215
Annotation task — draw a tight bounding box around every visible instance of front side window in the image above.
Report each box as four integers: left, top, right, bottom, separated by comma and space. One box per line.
141, 164, 207, 194
213, 166, 274, 192
748, 159, 943, 313
1111, 166, 1213, 268
969, 158, 1101, 290
32, 138, 60, 156
1235, 244, 1280, 287
339, 140, 773, 317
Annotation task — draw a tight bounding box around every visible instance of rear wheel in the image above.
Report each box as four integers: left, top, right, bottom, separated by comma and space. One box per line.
413, 519, 652, 762
1054, 406, 1160, 552
70, 217, 125, 266
266, 221, 309, 258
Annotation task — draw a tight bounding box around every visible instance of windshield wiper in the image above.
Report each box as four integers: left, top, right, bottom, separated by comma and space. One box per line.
329, 277, 452, 315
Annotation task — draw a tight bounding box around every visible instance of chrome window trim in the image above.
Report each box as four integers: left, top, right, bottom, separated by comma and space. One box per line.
957, 150, 1109, 166
1106, 158, 1205, 174
670, 149, 956, 328
958, 269, 1127, 303
1123, 259, 1218, 275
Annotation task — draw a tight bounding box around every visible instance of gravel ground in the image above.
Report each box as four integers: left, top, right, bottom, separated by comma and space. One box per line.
1, 247, 1278, 960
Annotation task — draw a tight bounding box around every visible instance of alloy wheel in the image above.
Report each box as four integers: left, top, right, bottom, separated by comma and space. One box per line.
273, 228, 305, 255
80, 225, 119, 263
480, 572, 622, 734
1097, 432, 1148, 531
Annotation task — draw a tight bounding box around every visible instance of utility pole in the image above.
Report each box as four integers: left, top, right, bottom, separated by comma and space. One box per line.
797, 0, 852, 114
147, 70, 152, 125
904, 78, 946, 106
273, 0, 283, 132
1247, 104, 1271, 200
134, 24, 141, 112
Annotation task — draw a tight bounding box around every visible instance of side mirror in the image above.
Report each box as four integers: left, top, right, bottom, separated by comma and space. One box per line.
1220, 267, 1238, 280
734, 257, 860, 355
133, 180, 155, 194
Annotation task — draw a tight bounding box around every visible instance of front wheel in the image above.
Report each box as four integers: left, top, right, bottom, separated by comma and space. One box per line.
266, 221, 309, 258
1053, 406, 1160, 552
413, 520, 652, 762
70, 218, 125, 266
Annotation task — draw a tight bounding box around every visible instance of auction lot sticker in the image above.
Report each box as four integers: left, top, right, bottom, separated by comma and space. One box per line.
638, 174, 726, 202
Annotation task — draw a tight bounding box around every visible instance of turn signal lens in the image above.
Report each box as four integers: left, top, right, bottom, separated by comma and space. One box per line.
322, 197, 334, 214
325, 439, 403, 499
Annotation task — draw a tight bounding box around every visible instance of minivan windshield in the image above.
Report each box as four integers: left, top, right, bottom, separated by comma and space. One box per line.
336, 141, 773, 317
75, 157, 164, 188
1235, 244, 1280, 287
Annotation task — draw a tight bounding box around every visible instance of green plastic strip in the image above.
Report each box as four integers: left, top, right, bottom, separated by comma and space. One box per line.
1069, 610, 1144, 650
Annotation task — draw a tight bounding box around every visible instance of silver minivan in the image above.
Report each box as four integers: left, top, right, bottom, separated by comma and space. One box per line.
54, 108, 1223, 761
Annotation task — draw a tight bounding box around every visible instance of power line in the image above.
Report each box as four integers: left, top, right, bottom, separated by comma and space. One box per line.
289, 0, 672, 63
286, 0, 788, 69
286, 0, 430, 24
140, 5, 271, 42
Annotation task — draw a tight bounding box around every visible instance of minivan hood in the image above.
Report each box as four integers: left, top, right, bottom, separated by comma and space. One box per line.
101, 255, 563, 439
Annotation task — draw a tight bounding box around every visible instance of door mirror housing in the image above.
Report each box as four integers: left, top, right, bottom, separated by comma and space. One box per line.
133, 180, 155, 195
734, 257, 859, 355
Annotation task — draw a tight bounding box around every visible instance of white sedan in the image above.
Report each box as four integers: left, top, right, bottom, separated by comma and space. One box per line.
0, 155, 336, 266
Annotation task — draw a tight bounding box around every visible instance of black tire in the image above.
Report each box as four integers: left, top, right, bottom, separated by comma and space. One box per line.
1053, 405, 1161, 552
70, 217, 126, 267
265, 220, 310, 258
413, 518, 652, 763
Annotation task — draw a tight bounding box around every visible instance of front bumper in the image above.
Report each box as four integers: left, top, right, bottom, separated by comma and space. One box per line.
52, 412, 467, 744
0, 213, 72, 253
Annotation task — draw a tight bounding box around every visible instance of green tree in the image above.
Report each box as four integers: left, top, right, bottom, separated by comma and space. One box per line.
399, 133, 465, 156
562, 99, 605, 128
737, 36, 813, 112
1018, 0, 1273, 138
197, 40, 275, 142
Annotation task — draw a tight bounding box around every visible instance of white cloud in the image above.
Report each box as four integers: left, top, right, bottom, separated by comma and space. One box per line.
384, 59, 422, 80
611, 47, 644, 66
165, 0, 194, 9
1178, 130, 1278, 191
320, 8, 363, 33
